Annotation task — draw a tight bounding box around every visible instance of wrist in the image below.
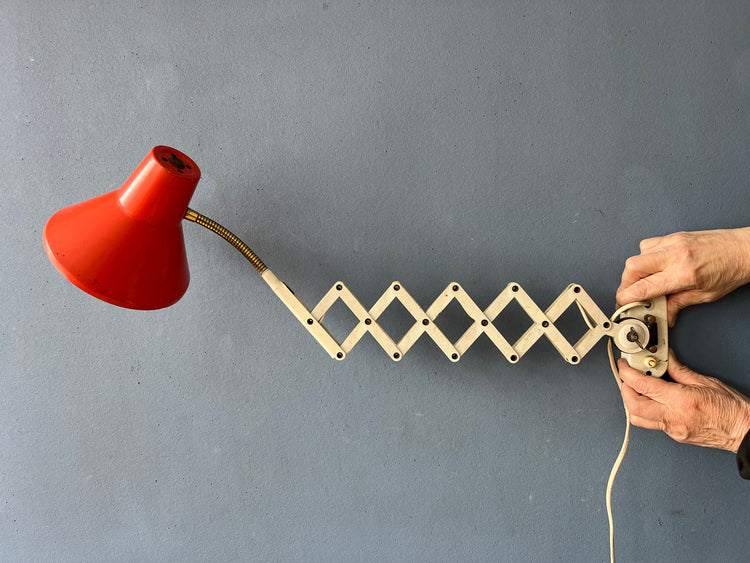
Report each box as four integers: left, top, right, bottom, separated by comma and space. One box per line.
731, 403, 750, 454
734, 227, 750, 285
736, 429, 750, 480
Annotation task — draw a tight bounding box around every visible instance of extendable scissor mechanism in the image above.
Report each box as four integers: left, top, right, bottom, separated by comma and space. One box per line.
186, 208, 667, 376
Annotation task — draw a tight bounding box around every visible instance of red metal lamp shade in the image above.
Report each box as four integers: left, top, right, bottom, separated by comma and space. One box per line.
43, 146, 201, 310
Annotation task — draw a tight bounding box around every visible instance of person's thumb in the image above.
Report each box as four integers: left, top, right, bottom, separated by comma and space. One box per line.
666, 292, 695, 327
666, 348, 702, 386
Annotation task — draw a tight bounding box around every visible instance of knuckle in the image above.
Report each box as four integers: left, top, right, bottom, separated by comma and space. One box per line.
629, 281, 650, 301
672, 243, 692, 263
672, 231, 691, 244
627, 400, 644, 417
630, 377, 651, 396
668, 426, 690, 444
624, 256, 638, 271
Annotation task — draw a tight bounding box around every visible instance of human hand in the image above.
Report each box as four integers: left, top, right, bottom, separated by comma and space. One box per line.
618, 349, 750, 453
616, 228, 750, 326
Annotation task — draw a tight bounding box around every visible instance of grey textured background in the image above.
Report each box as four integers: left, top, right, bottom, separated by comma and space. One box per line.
3, 2, 750, 561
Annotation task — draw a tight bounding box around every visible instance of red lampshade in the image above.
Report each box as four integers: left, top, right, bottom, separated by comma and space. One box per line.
43, 146, 201, 310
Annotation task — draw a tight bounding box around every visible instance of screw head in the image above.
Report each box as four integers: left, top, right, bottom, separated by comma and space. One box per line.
626, 328, 640, 342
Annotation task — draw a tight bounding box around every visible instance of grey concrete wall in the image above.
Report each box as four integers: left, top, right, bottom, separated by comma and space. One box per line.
3, 2, 749, 561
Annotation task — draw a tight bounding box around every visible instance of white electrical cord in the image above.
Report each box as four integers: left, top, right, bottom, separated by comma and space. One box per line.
603, 301, 650, 563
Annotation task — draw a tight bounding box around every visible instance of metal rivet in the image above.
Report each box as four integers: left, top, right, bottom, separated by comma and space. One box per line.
364, 318, 372, 325
571, 356, 579, 363
603, 321, 611, 329
336, 284, 343, 291
336, 352, 343, 359
451, 353, 458, 360
512, 285, 519, 292
452, 285, 459, 292
573, 286, 581, 293
307, 318, 313, 325
510, 354, 518, 362
481, 319, 488, 326
393, 352, 400, 359
393, 284, 400, 291
542, 320, 549, 328
422, 319, 429, 326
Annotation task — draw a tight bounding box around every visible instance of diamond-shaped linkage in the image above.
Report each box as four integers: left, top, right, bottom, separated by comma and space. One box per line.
417, 283, 478, 362
371, 282, 460, 362
487, 290, 532, 363
311, 282, 399, 360
314, 290, 364, 345
432, 293, 476, 347
529, 284, 612, 365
